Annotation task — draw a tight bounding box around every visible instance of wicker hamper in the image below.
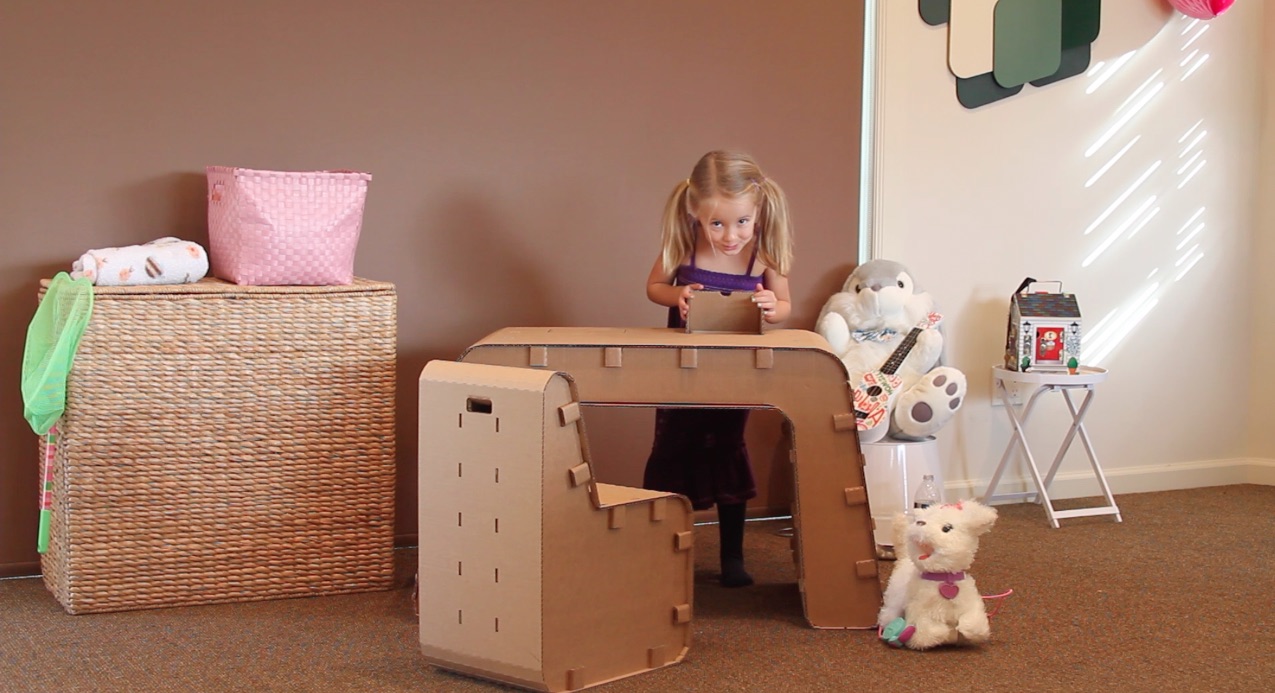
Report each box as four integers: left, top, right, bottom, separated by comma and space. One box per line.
38, 278, 397, 614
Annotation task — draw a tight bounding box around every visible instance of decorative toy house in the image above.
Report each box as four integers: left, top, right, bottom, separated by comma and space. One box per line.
1005, 280, 1082, 372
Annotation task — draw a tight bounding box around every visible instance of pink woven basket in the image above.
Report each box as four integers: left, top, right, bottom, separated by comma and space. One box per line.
206, 166, 371, 285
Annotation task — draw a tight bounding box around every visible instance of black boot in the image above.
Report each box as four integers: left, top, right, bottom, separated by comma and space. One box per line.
717, 502, 754, 588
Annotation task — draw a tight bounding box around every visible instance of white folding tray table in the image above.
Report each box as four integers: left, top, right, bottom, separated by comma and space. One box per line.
983, 365, 1122, 528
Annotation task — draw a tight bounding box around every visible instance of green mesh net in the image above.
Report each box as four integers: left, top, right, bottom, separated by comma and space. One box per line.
22, 272, 94, 436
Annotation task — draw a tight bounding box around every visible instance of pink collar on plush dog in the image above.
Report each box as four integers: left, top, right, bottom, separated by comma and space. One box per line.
921, 571, 965, 599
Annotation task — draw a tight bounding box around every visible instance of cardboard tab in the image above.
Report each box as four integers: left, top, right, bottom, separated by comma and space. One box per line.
832, 412, 857, 431
604, 347, 623, 368
855, 560, 878, 578
568, 463, 591, 487
674, 531, 694, 552
679, 348, 698, 369
566, 668, 586, 690
529, 345, 549, 367
844, 487, 868, 506
755, 348, 774, 369
608, 505, 626, 529
647, 646, 667, 668
672, 604, 692, 624
649, 498, 666, 522
558, 402, 581, 426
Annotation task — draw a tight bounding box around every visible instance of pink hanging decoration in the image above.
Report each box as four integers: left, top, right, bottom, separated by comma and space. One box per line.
1168, 0, 1236, 19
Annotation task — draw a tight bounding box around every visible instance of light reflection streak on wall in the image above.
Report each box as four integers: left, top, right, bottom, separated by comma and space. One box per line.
1078, 15, 1213, 367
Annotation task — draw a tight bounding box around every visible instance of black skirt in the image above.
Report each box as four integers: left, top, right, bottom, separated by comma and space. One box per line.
643, 407, 757, 511
643, 304, 757, 510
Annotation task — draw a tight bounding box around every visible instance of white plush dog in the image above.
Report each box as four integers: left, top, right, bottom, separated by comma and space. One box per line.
878, 500, 998, 650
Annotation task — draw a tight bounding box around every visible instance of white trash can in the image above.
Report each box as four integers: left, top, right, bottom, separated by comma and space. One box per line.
861, 437, 945, 548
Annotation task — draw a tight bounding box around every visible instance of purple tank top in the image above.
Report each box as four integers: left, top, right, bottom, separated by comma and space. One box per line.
675, 242, 765, 292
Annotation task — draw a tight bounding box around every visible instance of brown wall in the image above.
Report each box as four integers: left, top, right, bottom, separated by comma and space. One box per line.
0, 1, 862, 574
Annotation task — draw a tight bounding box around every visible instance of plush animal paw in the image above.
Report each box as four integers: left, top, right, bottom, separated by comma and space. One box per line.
906, 620, 959, 650
958, 609, 992, 643
815, 309, 853, 357
892, 367, 966, 439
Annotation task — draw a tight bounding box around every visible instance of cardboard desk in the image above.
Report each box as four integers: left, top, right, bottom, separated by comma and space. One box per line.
460, 327, 880, 629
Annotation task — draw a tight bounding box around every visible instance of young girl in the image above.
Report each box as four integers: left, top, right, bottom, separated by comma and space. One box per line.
643, 150, 794, 587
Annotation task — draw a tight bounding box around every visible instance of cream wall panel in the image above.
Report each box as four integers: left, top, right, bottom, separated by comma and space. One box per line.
948, 0, 1000, 79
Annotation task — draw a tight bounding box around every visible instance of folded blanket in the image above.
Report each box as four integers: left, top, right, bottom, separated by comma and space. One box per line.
71, 237, 208, 286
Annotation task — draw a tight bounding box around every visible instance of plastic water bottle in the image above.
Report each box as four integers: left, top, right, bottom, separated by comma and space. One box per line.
913, 474, 941, 510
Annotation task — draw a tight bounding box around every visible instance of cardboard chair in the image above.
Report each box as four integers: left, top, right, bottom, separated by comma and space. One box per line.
460, 327, 881, 629
419, 360, 694, 692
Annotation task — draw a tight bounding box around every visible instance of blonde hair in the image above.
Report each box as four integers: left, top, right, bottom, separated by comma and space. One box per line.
657, 150, 794, 277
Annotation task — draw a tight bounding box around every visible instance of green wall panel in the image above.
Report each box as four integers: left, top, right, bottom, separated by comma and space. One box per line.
919, 0, 950, 26
1061, 0, 1102, 50
993, 0, 1063, 89
1030, 43, 1092, 88
956, 72, 1025, 110
918, 0, 1101, 109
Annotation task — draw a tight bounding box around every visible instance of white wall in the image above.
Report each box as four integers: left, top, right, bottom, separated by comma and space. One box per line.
871, 0, 1273, 500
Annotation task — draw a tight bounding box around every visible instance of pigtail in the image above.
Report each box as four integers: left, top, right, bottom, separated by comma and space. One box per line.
658, 179, 696, 275
755, 177, 794, 277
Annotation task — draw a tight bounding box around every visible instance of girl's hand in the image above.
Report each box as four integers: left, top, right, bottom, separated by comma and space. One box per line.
679, 283, 704, 321
752, 283, 785, 323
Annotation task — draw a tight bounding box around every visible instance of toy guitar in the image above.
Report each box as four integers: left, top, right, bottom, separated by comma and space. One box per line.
853, 312, 943, 432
